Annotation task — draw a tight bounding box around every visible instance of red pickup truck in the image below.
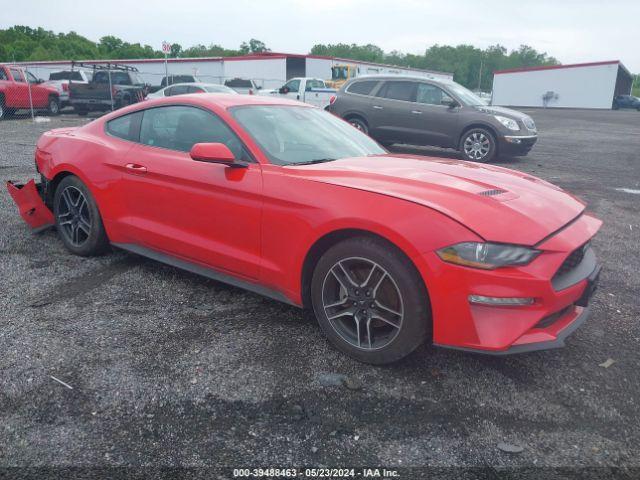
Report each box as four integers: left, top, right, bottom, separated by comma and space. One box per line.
0, 65, 60, 119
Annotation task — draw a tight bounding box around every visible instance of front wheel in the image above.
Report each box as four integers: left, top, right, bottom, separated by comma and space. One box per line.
311, 236, 430, 364
53, 176, 109, 256
459, 128, 496, 163
47, 96, 60, 116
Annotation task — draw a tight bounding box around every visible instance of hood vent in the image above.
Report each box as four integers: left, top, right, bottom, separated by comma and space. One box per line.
478, 189, 507, 197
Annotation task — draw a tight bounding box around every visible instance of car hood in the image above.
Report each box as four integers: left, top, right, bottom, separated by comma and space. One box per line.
286, 154, 585, 246
474, 105, 531, 122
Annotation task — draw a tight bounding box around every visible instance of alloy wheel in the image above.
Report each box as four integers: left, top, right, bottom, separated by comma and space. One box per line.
49, 98, 59, 114
463, 132, 491, 160
321, 257, 404, 350
57, 186, 92, 246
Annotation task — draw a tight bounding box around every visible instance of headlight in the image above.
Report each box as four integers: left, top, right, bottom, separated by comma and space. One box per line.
436, 242, 540, 270
494, 115, 520, 131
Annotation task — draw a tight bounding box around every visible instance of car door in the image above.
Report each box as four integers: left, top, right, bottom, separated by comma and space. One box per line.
410, 82, 460, 148
367, 80, 418, 144
8, 67, 29, 108
120, 105, 263, 279
280, 79, 301, 100
25, 71, 49, 107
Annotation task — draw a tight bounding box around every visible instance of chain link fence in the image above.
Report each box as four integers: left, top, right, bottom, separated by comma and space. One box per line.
1, 62, 287, 122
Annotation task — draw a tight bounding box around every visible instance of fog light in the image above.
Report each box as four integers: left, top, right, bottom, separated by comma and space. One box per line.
505, 137, 522, 144
468, 295, 535, 306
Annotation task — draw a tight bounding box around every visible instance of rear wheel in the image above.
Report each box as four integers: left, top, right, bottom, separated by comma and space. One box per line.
347, 116, 369, 135
311, 236, 430, 364
54, 176, 109, 256
0, 97, 6, 120
459, 128, 496, 163
47, 96, 60, 116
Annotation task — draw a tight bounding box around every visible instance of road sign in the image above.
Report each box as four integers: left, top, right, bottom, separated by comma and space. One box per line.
162, 41, 171, 54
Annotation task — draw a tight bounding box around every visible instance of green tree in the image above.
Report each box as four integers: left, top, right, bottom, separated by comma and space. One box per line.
239, 39, 269, 54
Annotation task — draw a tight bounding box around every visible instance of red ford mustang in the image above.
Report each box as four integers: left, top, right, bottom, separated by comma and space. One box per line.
7, 94, 602, 364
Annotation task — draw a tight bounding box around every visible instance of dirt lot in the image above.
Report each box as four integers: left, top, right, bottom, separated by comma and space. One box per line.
1, 109, 639, 477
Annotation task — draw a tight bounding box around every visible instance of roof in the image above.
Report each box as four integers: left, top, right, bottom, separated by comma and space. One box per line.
494, 60, 630, 76
13, 52, 452, 76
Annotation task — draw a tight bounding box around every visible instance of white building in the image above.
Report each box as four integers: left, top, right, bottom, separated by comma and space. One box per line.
21, 52, 452, 90
491, 60, 634, 109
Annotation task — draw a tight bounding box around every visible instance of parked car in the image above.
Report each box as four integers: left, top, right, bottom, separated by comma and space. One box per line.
612, 94, 640, 110
224, 78, 262, 95
146, 82, 237, 99
6, 94, 601, 364
148, 75, 200, 94
0, 65, 60, 119
45, 69, 92, 108
327, 76, 537, 163
69, 63, 147, 115
259, 77, 336, 109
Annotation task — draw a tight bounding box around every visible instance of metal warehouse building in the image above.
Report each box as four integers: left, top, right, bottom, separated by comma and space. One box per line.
21, 52, 452, 90
491, 60, 633, 109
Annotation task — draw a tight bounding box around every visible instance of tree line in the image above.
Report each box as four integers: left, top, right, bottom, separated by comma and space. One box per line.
1, 26, 637, 94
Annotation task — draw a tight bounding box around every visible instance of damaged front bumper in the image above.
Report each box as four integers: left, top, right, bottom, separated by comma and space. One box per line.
6, 179, 55, 232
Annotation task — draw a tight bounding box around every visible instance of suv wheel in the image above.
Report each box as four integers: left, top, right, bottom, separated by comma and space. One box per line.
347, 117, 368, 135
311, 236, 430, 364
460, 128, 496, 163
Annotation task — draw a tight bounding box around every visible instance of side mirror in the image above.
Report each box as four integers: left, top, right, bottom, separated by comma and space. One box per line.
36, 78, 44, 84
190, 143, 243, 167
256, 85, 262, 90
441, 97, 459, 108
279, 86, 290, 94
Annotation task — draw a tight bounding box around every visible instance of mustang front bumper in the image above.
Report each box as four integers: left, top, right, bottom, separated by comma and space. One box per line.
422, 213, 602, 355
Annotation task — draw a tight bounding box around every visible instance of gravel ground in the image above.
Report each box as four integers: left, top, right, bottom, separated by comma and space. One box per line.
0, 109, 639, 478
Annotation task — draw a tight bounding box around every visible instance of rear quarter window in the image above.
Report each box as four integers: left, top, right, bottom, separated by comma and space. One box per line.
105, 111, 143, 142
346, 80, 379, 96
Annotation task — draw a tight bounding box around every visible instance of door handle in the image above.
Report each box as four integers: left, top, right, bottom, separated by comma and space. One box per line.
411, 110, 423, 115
125, 163, 147, 174
372, 105, 383, 110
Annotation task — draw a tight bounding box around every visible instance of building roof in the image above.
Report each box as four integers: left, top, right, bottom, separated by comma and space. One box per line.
14, 52, 451, 76
494, 60, 630, 76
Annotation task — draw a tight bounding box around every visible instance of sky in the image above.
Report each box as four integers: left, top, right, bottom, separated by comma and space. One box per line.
2, 0, 639, 72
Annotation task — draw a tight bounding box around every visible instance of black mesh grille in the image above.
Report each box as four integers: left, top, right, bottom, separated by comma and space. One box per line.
556, 243, 588, 277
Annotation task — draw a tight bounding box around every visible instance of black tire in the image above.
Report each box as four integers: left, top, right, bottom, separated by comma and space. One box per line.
459, 127, 497, 163
0, 96, 6, 120
53, 176, 110, 256
47, 95, 60, 116
612, 104, 619, 110
311, 236, 430, 364
346, 116, 369, 135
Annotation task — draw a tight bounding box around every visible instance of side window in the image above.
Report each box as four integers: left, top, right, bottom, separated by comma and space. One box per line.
167, 85, 189, 96
10, 68, 25, 82
346, 80, 378, 96
416, 83, 452, 106
93, 72, 108, 84
26, 71, 39, 84
284, 79, 300, 92
187, 86, 204, 94
0, 69, 7, 81
139, 106, 245, 158
105, 111, 143, 141
376, 81, 415, 102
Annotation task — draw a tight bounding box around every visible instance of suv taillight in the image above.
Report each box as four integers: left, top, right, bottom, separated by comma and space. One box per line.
62, 83, 69, 92
329, 95, 337, 105
249, 89, 254, 95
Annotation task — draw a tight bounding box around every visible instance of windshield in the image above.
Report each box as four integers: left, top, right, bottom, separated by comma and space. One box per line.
231, 106, 385, 165
445, 82, 486, 106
